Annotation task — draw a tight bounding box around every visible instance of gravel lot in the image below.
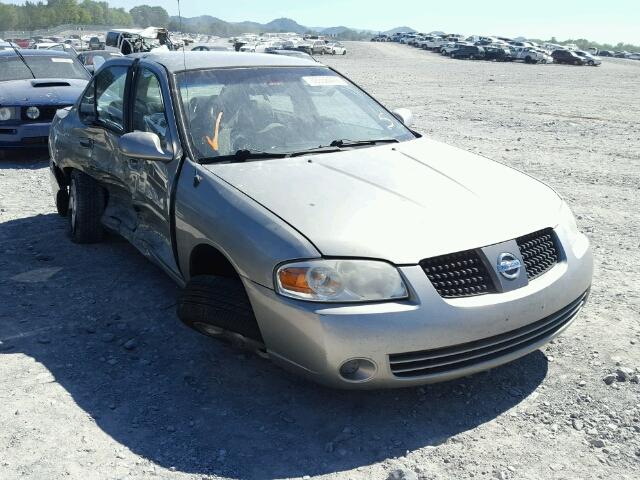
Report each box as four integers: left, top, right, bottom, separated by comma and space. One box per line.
1, 41, 639, 480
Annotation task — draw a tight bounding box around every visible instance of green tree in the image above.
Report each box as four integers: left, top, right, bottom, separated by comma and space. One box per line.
0, 3, 18, 31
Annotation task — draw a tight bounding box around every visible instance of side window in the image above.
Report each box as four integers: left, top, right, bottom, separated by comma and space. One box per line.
133, 68, 169, 148
95, 66, 128, 132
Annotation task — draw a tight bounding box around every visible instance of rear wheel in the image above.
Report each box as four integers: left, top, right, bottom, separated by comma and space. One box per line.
178, 275, 263, 342
67, 170, 105, 243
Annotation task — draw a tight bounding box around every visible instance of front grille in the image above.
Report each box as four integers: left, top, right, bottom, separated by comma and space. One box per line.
389, 290, 588, 378
420, 250, 497, 298
516, 228, 559, 280
21, 105, 69, 123
22, 136, 48, 145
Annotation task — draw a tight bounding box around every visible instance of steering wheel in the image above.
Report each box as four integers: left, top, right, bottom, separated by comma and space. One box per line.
257, 122, 286, 134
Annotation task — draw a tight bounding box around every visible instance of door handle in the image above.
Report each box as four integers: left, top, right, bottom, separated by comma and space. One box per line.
79, 139, 93, 149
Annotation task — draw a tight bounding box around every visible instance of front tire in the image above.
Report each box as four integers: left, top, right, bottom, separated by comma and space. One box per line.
67, 170, 105, 244
178, 275, 263, 342
55, 187, 69, 217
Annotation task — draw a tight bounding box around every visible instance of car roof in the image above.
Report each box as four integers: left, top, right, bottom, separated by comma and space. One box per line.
129, 51, 319, 72
0, 49, 73, 58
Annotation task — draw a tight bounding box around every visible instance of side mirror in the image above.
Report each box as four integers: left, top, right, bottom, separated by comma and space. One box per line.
79, 102, 96, 123
119, 132, 173, 162
392, 108, 414, 127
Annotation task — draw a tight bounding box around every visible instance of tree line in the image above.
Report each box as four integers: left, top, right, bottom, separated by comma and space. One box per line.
0, 0, 170, 32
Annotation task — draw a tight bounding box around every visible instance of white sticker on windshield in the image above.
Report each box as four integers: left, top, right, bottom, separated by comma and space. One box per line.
302, 76, 347, 87
51, 58, 73, 63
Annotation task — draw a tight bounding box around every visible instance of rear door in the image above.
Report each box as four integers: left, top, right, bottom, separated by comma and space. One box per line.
126, 62, 182, 276
91, 63, 140, 232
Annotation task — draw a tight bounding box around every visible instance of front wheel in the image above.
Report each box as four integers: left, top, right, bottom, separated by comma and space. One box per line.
178, 275, 263, 342
67, 170, 105, 244
55, 187, 69, 217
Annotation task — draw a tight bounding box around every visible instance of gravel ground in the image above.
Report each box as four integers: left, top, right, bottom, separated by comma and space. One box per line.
1, 41, 639, 480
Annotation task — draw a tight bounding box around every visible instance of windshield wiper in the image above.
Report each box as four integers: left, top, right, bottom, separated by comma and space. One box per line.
10, 44, 35, 79
199, 149, 287, 164
286, 145, 343, 157
329, 138, 400, 148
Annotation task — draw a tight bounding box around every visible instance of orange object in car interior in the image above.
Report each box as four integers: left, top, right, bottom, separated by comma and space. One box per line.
206, 111, 223, 151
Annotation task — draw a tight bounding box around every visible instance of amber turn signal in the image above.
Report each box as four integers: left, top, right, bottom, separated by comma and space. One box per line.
277, 267, 313, 294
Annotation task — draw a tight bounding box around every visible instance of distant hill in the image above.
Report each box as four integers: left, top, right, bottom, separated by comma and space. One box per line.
384, 26, 416, 35
169, 15, 372, 40
263, 18, 309, 34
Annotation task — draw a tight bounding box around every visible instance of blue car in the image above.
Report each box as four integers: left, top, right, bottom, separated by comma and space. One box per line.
0, 49, 89, 155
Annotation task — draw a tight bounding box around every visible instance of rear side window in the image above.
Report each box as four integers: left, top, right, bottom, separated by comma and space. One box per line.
95, 66, 128, 132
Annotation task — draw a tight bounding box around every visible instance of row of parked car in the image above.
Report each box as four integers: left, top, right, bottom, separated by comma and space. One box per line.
394, 33, 605, 66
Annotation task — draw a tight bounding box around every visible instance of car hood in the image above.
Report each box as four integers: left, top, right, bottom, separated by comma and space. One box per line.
0, 78, 88, 106
206, 137, 563, 264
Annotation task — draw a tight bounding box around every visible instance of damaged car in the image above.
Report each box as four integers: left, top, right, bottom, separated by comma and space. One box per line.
49, 52, 593, 388
105, 27, 176, 55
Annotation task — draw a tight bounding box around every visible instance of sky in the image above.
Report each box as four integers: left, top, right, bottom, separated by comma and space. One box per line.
4, 0, 640, 45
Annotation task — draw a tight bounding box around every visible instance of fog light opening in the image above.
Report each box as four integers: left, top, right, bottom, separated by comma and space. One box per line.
339, 358, 376, 383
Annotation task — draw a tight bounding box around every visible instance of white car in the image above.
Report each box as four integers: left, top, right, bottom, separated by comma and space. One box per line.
575, 51, 602, 66
424, 37, 448, 51
191, 44, 231, 52
513, 47, 551, 64
325, 43, 347, 55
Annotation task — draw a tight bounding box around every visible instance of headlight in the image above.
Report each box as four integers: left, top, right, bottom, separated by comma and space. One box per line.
275, 259, 409, 303
559, 201, 579, 242
0, 107, 13, 121
26, 106, 40, 120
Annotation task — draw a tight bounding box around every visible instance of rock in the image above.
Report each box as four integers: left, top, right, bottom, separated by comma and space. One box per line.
616, 367, 634, 382
123, 339, 138, 350
590, 439, 605, 448
630, 374, 639, 384
603, 374, 616, 385
572, 419, 584, 431
37, 336, 51, 344
387, 468, 418, 480
578, 380, 586, 387
101, 333, 115, 343
107, 359, 117, 366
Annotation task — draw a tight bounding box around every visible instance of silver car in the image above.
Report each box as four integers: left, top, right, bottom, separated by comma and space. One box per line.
49, 52, 593, 388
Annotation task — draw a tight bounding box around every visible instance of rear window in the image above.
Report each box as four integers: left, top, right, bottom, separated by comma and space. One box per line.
0, 55, 89, 82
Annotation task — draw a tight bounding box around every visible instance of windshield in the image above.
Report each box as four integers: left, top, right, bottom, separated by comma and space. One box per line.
177, 66, 415, 159
0, 55, 89, 82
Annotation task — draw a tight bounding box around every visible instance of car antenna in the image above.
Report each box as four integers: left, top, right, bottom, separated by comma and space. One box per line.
10, 43, 35, 79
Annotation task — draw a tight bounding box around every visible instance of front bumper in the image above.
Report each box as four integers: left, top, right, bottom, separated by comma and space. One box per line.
246, 226, 593, 389
0, 122, 51, 148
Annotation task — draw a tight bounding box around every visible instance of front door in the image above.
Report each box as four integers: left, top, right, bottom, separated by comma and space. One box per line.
127, 64, 182, 277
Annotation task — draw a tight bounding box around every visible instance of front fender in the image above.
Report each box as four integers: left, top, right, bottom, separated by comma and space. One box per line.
174, 160, 320, 288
